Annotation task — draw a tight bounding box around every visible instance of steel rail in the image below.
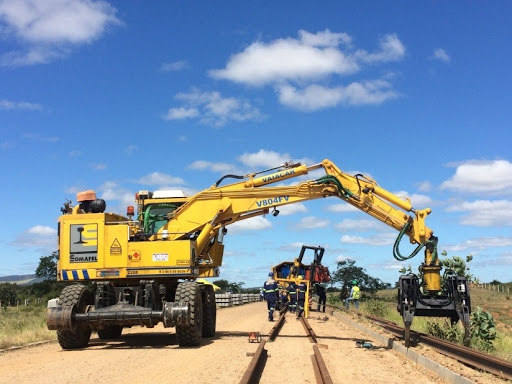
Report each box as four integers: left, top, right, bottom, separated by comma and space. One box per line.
300, 316, 334, 384
359, 312, 512, 381
300, 316, 318, 344
268, 312, 287, 341
311, 344, 334, 384
239, 340, 267, 384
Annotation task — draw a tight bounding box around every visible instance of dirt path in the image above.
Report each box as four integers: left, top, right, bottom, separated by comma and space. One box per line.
0, 302, 488, 384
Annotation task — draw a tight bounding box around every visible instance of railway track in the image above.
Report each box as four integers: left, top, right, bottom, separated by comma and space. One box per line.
239, 311, 333, 384
317, 301, 512, 382
358, 312, 512, 381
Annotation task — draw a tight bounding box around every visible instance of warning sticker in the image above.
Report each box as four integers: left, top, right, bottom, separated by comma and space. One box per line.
110, 239, 122, 254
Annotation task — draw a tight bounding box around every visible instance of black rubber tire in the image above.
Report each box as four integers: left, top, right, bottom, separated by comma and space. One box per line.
202, 285, 217, 338
97, 325, 123, 340
57, 284, 93, 349
175, 282, 203, 347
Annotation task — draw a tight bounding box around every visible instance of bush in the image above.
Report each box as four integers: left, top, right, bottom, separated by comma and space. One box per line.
470, 307, 496, 352
425, 320, 461, 342
327, 293, 341, 305
363, 299, 390, 318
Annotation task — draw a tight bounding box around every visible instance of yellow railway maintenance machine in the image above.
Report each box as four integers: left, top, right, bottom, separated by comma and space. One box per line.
47, 159, 470, 349
272, 245, 331, 318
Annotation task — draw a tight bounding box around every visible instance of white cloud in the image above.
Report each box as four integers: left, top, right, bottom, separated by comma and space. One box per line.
161, 60, 189, 72
340, 232, 396, 246
0, 99, 42, 110
299, 29, 352, 48
98, 181, 134, 208
334, 218, 386, 232
354, 34, 405, 63
277, 80, 398, 110
12, 225, 56, 248
210, 32, 358, 86
441, 160, 512, 195
188, 160, 237, 174
238, 149, 294, 169
295, 216, 330, 229
392, 190, 433, 208
0, 0, 121, 66
92, 163, 106, 170
278, 203, 307, 216
443, 236, 512, 252
165, 89, 262, 127
446, 200, 512, 227
125, 145, 138, 154
27, 225, 57, 236
137, 172, 185, 186
209, 30, 404, 88
228, 216, 272, 233
69, 150, 81, 157
432, 48, 451, 63
327, 203, 359, 213
164, 107, 199, 120
416, 181, 432, 193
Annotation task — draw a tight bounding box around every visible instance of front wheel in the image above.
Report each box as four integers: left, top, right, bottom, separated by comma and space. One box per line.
202, 285, 216, 337
175, 282, 203, 347
56, 284, 93, 349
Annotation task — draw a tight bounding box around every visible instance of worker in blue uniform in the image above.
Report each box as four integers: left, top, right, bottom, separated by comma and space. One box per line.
296, 275, 307, 319
279, 288, 289, 313
263, 272, 278, 321
287, 280, 297, 313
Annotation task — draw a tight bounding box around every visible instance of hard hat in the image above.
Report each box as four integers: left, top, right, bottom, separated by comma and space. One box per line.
268, 272, 274, 277
298, 275, 303, 279
352, 280, 357, 285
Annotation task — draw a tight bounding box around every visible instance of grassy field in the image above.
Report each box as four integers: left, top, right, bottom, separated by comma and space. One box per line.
0, 305, 56, 349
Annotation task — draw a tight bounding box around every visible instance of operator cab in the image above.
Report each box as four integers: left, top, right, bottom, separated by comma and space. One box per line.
136, 189, 189, 235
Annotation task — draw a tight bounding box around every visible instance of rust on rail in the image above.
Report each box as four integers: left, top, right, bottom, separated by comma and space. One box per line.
239, 339, 267, 384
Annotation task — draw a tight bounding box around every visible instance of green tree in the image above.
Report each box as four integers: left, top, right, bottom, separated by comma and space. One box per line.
330, 259, 387, 300
212, 279, 229, 291
0, 283, 18, 308
35, 251, 58, 280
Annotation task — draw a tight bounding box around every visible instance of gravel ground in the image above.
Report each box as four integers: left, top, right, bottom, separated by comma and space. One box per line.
0, 302, 503, 384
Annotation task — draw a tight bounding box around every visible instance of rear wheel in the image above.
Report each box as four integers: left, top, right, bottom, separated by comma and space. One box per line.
175, 282, 203, 346
97, 325, 123, 339
202, 285, 216, 337
57, 284, 93, 349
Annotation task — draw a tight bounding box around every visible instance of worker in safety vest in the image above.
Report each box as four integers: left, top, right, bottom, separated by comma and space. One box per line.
263, 272, 278, 321
345, 280, 360, 310
287, 281, 297, 313
296, 275, 307, 319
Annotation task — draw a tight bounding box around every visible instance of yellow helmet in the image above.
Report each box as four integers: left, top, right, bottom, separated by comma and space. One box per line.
298, 275, 303, 279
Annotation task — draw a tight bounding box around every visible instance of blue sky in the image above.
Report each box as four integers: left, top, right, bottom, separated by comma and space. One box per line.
1, 1, 511, 287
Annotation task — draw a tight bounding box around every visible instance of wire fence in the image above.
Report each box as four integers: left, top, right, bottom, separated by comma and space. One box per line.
473, 284, 511, 294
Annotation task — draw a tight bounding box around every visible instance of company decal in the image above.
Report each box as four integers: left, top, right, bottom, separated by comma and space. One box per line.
96, 270, 120, 278
69, 224, 98, 262
152, 253, 169, 262
261, 169, 295, 183
126, 268, 192, 275
70, 254, 98, 263
255, 195, 289, 208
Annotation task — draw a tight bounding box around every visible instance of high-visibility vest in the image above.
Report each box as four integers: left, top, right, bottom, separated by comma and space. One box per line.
352, 286, 360, 299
